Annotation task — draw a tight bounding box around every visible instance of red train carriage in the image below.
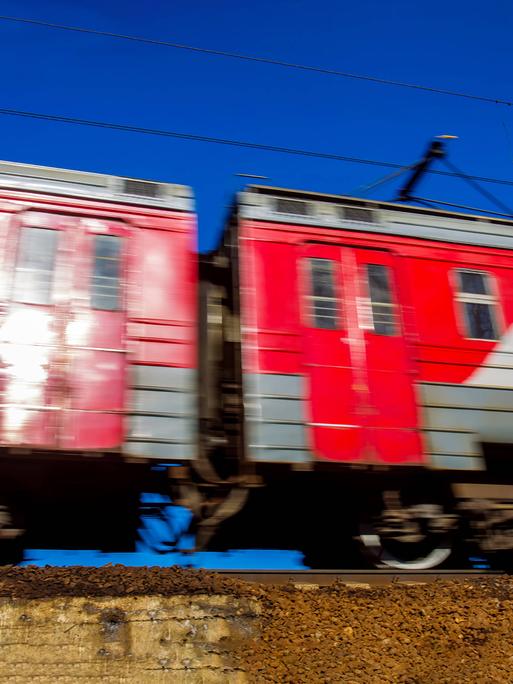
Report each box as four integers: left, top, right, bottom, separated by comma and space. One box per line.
3, 159, 513, 570
201, 185, 513, 568
0, 160, 197, 558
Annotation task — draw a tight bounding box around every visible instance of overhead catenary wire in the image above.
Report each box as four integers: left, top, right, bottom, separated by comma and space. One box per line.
411, 196, 513, 218
1, 106, 513, 189
0, 15, 511, 107
352, 163, 419, 196
442, 157, 513, 216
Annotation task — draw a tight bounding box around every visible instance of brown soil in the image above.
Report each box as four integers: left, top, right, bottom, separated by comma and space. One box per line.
2, 567, 513, 682
0, 564, 252, 599
240, 579, 513, 683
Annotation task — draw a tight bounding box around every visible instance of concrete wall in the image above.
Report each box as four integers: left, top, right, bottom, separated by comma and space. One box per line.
0, 594, 259, 683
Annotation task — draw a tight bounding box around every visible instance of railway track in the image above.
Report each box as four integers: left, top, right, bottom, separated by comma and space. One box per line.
214, 569, 504, 586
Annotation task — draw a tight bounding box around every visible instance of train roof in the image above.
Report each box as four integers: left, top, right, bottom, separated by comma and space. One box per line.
236, 184, 513, 251
0, 159, 193, 212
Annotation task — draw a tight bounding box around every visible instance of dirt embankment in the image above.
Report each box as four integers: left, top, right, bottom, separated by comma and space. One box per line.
0, 564, 249, 599
1, 567, 513, 683
239, 578, 513, 683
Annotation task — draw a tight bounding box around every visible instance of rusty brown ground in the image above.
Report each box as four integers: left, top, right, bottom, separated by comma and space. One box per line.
1, 566, 513, 683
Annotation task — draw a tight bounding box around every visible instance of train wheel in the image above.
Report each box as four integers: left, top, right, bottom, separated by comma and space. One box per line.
357, 494, 456, 570
358, 525, 453, 569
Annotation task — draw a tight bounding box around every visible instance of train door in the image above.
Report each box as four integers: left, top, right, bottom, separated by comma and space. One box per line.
353, 248, 421, 463
0, 211, 75, 446
300, 243, 421, 464
300, 243, 367, 461
0, 211, 128, 450
61, 219, 128, 449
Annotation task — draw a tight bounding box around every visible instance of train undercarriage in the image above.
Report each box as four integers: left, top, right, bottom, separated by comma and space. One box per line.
167, 456, 513, 571
2, 449, 513, 570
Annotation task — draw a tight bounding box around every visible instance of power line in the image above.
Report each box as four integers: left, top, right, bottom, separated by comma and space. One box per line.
0, 15, 511, 108
1, 105, 513, 189
411, 196, 513, 218
0, 106, 403, 167
443, 157, 513, 216
353, 164, 417, 196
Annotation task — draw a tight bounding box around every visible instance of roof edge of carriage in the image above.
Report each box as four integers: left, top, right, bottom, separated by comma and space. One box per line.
0, 159, 193, 212
240, 184, 513, 227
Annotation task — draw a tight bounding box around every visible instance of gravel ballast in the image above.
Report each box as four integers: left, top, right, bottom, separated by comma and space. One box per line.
1, 566, 513, 682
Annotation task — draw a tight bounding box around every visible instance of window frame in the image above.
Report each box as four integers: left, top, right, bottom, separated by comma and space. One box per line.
90, 233, 124, 312
452, 268, 502, 342
302, 256, 342, 330
11, 226, 59, 306
363, 262, 399, 337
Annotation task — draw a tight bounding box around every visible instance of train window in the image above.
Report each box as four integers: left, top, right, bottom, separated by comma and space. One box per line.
366, 264, 397, 336
455, 270, 499, 340
91, 235, 122, 311
306, 258, 339, 329
12, 227, 58, 305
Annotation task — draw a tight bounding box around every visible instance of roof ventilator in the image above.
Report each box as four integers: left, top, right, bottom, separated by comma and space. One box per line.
339, 206, 376, 223
122, 179, 161, 199
274, 198, 311, 216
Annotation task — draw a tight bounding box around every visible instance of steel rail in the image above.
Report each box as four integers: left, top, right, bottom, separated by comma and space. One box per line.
213, 569, 504, 586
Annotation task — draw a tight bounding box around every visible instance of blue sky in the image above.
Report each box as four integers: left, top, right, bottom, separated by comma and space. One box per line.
0, 0, 512, 250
